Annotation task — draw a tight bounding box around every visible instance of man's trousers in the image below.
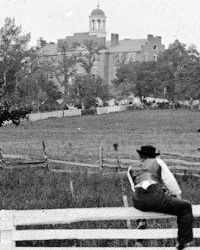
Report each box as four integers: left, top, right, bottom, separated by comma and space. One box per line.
132, 184, 193, 244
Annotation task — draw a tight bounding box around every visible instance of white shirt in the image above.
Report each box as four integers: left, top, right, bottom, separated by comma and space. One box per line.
127, 157, 182, 196
156, 157, 182, 196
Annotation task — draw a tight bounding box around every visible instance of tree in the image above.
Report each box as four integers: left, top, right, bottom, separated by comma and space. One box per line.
0, 17, 31, 95
17, 57, 62, 112
68, 75, 109, 112
113, 61, 163, 102
0, 17, 31, 126
76, 39, 105, 76
175, 45, 200, 109
47, 43, 77, 109
156, 40, 189, 104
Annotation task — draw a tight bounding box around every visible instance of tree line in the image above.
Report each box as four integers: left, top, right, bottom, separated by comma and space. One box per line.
1, 18, 200, 126
0, 18, 109, 126
113, 40, 200, 109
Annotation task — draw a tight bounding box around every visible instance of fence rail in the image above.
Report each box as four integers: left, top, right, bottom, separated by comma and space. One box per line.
0, 206, 200, 249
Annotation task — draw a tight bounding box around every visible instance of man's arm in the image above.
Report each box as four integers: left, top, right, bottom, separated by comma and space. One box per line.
156, 158, 182, 197
127, 165, 135, 192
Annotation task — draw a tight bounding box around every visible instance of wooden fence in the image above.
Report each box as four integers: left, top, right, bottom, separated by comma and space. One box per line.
28, 109, 81, 121
0, 206, 200, 249
96, 105, 127, 115
25, 105, 128, 122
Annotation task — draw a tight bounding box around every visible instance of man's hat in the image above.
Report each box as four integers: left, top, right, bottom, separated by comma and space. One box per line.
136, 145, 160, 157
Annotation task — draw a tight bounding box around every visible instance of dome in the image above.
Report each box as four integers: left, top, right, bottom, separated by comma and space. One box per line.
90, 6, 105, 16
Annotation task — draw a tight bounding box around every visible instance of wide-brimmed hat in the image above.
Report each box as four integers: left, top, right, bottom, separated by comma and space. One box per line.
136, 145, 160, 157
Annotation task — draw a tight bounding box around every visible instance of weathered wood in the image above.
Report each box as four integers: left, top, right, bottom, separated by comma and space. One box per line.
13, 228, 200, 241
10, 205, 200, 226
48, 159, 99, 168
3, 154, 32, 160
0, 210, 15, 250
103, 158, 200, 167
15, 247, 199, 250
0, 206, 200, 249
161, 152, 200, 159
164, 159, 200, 166
101, 164, 200, 173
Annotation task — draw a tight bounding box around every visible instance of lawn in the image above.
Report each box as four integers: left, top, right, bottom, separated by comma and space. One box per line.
0, 109, 200, 162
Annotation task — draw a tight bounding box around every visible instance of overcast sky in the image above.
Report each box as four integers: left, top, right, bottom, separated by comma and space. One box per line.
1, 0, 200, 49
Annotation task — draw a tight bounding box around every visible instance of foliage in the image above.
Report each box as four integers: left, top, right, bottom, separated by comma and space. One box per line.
50, 43, 77, 108
17, 57, 62, 112
114, 61, 163, 102
0, 17, 31, 95
0, 17, 31, 125
114, 40, 200, 107
76, 39, 105, 76
0, 97, 31, 126
68, 75, 109, 111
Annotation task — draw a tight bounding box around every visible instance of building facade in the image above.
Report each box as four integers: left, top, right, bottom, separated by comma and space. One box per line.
38, 5, 165, 86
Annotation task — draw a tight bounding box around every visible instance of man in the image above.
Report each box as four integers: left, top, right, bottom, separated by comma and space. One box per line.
127, 145, 193, 250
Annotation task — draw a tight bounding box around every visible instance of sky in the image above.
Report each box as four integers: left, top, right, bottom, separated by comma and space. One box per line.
1, 0, 200, 49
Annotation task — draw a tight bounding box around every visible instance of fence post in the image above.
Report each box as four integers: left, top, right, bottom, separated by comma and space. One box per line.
99, 145, 103, 173
42, 141, 48, 170
0, 210, 15, 250
69, 177, 75, 198
0, 148, 6, 167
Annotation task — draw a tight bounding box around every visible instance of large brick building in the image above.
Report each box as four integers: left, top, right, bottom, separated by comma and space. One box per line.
38, 5, 165, 86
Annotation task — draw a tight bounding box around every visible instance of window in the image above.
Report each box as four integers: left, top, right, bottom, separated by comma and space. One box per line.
154, 55, 158, 61
92, 20, 95, 30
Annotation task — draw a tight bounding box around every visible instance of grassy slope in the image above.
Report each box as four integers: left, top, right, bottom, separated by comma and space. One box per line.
0, 109, 200, 161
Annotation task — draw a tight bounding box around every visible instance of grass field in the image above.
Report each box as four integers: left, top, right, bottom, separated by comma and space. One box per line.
0, 109, 200, 161
0, 109, 200, 247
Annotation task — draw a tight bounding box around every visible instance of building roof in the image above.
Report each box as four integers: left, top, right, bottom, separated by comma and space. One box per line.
90, 6, 105, 17
57, 33, 105, 52
107, 39, 147, 53
37, 43, 58, 56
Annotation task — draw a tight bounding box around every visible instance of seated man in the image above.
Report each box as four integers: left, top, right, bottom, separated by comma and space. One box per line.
127, 145, 193, 250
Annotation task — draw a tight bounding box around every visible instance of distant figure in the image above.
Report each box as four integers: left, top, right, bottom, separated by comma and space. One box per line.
127, 145, 193, 250
197, 128, 200, 133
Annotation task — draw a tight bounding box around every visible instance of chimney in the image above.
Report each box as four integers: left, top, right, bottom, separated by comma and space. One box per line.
111, 33, 119, 46
155, 36, 162, 42
147, 34, 154, 41
38, 37, 47, 48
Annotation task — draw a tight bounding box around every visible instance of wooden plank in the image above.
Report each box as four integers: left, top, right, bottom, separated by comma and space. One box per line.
3, 154, 30, 160
12, 208, 176, 226
11, 205, 200, 226
161, 152, 200, 159
15, 247, 199, 250
170, 166, 200, 172
14, 248, 200, 250
103, 158, 200, 167
48, 159, 99, 168
50, 169, 98, 174
164, 159, 200, 166
103, 158, 140, 164
102, 164, 200, 172
2, 164, 46, 170
14, 228, 200, 241
0, 210, 15, 250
